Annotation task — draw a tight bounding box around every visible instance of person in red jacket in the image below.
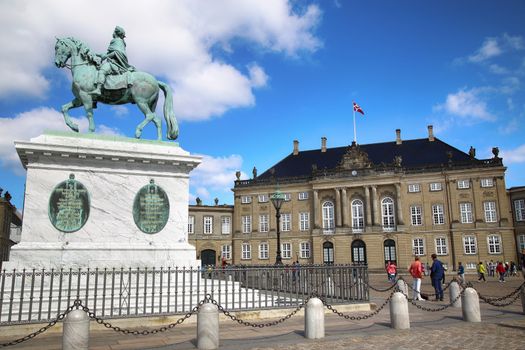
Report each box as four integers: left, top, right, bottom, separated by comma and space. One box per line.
409, 256, 424, 300
496, 261, 506, 282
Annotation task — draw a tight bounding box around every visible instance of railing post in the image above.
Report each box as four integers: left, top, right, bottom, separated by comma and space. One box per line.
389, 292, 410, 329
461, 287, 481, 322
449, 280, 462, 308
305, 297, 324, 339
197, 302, 219, 350
62, 308, 90, 350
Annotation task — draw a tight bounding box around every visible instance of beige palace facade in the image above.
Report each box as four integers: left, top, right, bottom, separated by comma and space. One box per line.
228, 126, 517, 272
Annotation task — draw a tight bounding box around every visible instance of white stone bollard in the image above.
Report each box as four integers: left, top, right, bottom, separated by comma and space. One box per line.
62, 309, 90, 350
449, 280, 462, 308
396, 278, 408, 297
305, 297, 324, 339
461, 287, 481, 322
197, 303, 219, 350
389, 292, 410, 329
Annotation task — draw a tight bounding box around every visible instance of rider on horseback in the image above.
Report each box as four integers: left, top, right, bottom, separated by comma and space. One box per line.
92, 26, 134, 95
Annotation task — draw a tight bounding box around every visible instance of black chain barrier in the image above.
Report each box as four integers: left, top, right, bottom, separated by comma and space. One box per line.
476, 282, 525, 307
322, 289, 397, 320
406, 287, 465, 312
401, 277, 454, 298
364, 280, 398, 292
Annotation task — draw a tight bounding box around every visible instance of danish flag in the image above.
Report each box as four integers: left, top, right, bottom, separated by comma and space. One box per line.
353, 101, 364, 115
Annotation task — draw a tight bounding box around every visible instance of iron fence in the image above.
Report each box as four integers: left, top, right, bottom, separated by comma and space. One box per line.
0, 264, 368, 325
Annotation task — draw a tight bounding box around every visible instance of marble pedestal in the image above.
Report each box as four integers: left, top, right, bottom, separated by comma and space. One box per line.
5, 131, 201, 270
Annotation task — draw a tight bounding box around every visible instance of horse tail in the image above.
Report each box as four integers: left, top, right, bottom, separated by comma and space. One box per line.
158, 81, 178, 140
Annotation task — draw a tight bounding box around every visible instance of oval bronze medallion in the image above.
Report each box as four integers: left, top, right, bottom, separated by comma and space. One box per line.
132, 179, 170, 234
48, 174, 90, 232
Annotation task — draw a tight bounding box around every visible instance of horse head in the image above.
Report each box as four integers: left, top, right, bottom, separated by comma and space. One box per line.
54, 37, 71, 68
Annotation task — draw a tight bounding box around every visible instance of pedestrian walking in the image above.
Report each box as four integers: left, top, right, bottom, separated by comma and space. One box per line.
386, 261, 397, 283
430, 254, 445, 301
496, 261, 506, 282
477, 261, 487, 282
409, 256, 424, 300
457, 262, 465, 284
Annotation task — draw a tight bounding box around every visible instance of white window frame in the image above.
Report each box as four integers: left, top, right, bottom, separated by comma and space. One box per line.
204, 216, 213, 234
457, 179, 470, 189
410, 205, 422, 226
258, 194, 269, 203
480, 178, 494, 188
351, 199, 365, 232
299, 212, 310, 231
281, 213, 291, 231
282, 242, 292, 259
484, 201, 497, 223
241, 195, 252, 204
381, 197, 395, 231
283, 193, 291, 201
221, 245, 231, 260
460, 202, 473, 224
518, 234, 525, 252
435, 237, 448, 255
300, 242, 311, 259
242, 215, 252, 234
515, 199, 525, 221
487, 234, 501, 254
259, 242, 269, 260
463, 236, 477, 255
298, 192, 309, 200
322, 201, 335, 234
408, 184, 421, 193
221, 216, 231, 234
241, 243, 251, 260
188, 215, 195, 234
412, 238, 424, 256
432, 204, 445, 225
259, 214, 269, 233
430, 182, 442, 191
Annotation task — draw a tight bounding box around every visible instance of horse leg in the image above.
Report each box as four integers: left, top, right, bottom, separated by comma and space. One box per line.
79, 92, 96, 132
135, 101, 156, 139
61, 98, 82, 132
150, 100, 162, 141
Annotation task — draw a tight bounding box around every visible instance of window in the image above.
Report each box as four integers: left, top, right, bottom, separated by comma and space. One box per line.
430, 182, 442, 191
283, 193, 291, 201
298, 192, 309, 200
351, 199, 365, 232
460, 202, 473, 223
259, 242, 269, 259
463, 236, 477, 254
481, 178, 493, 188
241, 195, 252, 204
457, 179, 470, 189
188, 215, 195, 234
322, 201, 335, 233
352, 240, 367, 264
242, 215, 252, 234
435, 237, 447, 255
282, 243, 292, 259
259, 214, 269, 232
487, 235, 501, 254
412, 238, 425, 256
518, 234, 525, 252
381, 197, 395, 231
323, 242, 334, 264
432, 204, 445, 225
466, 262, 477, 270
221, 216, 231, 234
300, 242, 311, 259
221, 245, 231, 259
408, 184, 420, 193
515, 199, 525, 221
204, 216, 213, 234
299, 212, 310, 231
281, 213, 291, 231
258, 194, 269, 203
241, 243, 251, 259
484, 202, 497, 223
410, 205, 422, 226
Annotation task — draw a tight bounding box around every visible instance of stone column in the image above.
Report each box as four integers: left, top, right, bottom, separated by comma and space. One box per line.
305, 297, 324, 339
313, 190, 319, 228
341, 188, 348, 227
63, 309, 90, 350
335, 188, 342, 227
372, 186, 379, 226
197, 303, 219, 350
462, 287, 481, 322
390, 292, 410, 329
395, 183, 404, 225
365, 186, 372, 226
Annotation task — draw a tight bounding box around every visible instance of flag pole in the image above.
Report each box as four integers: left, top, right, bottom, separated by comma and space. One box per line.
353, 105, 357, 144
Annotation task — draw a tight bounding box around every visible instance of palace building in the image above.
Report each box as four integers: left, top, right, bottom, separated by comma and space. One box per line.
226, 125, 517, 271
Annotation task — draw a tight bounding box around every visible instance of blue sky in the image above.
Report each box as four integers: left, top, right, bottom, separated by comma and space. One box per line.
1, 0, 525, 211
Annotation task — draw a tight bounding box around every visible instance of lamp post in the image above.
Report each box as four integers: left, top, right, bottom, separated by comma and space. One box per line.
270, 190, 285, 265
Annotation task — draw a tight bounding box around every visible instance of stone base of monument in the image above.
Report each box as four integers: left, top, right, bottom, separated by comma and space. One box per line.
4, 131, 201, 270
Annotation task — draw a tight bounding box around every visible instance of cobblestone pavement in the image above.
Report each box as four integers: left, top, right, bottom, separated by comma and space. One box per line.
1, 273, 524, 350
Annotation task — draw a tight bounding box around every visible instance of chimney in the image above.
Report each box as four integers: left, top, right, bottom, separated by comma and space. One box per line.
395, 129, 402, 145
321, 137, 327, 153
293, 140, 299, 155
428, 125, 435, 142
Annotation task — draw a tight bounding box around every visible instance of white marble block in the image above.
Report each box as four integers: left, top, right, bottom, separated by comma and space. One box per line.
5, 131, 201, 270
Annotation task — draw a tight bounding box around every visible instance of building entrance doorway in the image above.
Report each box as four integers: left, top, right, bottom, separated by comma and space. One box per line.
201, 249, 216, 267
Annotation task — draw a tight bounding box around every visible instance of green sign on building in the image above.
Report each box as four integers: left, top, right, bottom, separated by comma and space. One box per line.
133, 179, 170, 234
48, 174, 90, 232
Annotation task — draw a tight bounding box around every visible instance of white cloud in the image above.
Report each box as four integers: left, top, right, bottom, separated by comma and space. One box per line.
248, 63, 269, 88
0, 0, 321, 121
0, 107, 120, 174
434, 88, 495, 123
498, 117, 519, 135
468, 38, 502, 63
500, 144, 525, 164
111, 105, 129, 118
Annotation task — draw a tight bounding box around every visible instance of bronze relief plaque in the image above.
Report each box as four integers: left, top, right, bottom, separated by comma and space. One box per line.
48, 174, 90, 232
133, 179, 170, 234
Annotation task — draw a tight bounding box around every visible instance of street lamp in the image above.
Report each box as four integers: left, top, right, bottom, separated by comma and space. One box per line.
270, 190, 285, 265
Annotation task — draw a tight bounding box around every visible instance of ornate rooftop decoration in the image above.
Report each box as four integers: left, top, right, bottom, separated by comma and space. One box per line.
338, 142, 372, 170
